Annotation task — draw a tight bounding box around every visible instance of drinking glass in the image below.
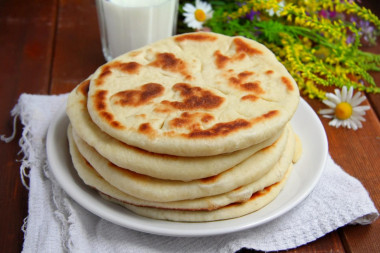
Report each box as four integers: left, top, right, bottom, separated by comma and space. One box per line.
95, 0, 178, 61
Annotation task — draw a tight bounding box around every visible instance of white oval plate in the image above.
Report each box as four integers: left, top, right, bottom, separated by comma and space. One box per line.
46, 98, 328, 237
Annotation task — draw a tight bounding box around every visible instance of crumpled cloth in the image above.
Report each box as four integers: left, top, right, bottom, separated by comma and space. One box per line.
4, 93, 378, 253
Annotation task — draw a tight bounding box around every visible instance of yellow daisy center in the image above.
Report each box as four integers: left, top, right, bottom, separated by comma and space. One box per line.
194, 9, 207, 22
335, 102, 353, 120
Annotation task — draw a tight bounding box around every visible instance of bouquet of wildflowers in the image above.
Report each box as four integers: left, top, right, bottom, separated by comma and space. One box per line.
179, 0, 380, 101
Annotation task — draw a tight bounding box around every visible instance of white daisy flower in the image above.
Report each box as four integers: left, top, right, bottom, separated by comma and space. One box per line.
183, 0, 213, 30
319, 86, 370, 130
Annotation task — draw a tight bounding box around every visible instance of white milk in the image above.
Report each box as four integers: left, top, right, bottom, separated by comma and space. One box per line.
96, 0, 178, 61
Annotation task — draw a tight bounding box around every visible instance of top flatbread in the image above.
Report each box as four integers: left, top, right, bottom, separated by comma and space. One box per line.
87, 32, 299, 156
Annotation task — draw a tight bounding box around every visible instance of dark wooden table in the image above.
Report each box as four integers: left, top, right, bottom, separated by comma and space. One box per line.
1, 1, 379, 252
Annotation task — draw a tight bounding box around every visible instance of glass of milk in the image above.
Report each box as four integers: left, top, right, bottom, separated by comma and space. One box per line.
95, 0, 178, 61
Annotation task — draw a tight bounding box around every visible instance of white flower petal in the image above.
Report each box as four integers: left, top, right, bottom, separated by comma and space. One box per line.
347, 86, 354, 100
353, 111, 366, 118
189, 23, 201, 29
322, 99, 337, 108
198, 2, 211, 11
349, 91, 362, 105
334, 88, 341, 98
342, 120, 350, 128
349, 118, 360, 130
353, 105, 370, 112
341, 86, 348, 101
204, 5, 213, 13
183, 4, 196, 13
319, 108, 334, 115
325, 93, 341, 105
329, 118, 338, 127
351, 95, 367, 107
183, 13, 194, 18
353, 114, 366, 122
184, 16, 195, 23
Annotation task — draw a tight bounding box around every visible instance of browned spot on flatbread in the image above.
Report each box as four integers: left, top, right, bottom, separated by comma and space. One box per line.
214, 50, 230, 69
228, 71, 254, 85
238, 71, 254, 79
85, 159, 93, 168
112, 83, 164, 107
225, 182, 280, 208
241, 82, 264, 93
93, 90, 125, 129
110, 121, 124, 128
250, 181, 280, 200
281, 76, 294, 91
201, 114, 214, 123
95, 65, 112, 86
188, 119, 251, 138
233, 186, 243, 192
119, 61, 142, 74
233, 38, 263, 56
77, 79, 90, 96
214, 51, 247, 69
153, 104, 173, 114
167, 83, 224, 111
149, 53, 190, 78
100, 111, 113, 121
228, 71, 264, 94
260, 136, 280, 152
251, 110, 279, 125
138, 123, 156, 138
94, 61, 142, 86
174, 33, 218, 42
94, 90, 108, 110
139, 123, 152, 133
170, 117, 192, 128
169, 112, 213, 130
200, 173, 221, 184
241, 94, 259, 102
265, 70, 274, 75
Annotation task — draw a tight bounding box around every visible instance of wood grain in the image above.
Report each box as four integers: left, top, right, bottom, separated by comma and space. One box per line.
50, 0, 105, 94
0, 0, 58, 252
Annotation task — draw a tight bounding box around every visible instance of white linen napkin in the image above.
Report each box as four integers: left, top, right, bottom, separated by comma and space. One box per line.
3, 93, 378, 253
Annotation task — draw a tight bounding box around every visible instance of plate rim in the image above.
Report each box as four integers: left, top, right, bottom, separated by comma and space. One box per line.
46, 98, 328, 237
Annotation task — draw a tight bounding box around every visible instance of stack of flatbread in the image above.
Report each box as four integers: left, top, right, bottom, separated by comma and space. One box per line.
66, 32, 302, 222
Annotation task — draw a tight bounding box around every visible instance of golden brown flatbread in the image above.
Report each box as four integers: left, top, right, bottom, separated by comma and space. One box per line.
86, 32, 299, 156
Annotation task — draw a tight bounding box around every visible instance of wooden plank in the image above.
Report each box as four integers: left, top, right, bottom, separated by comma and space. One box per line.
50, 0, 105, 94
361, 44, 380, 118
0, 0, 58, 252
238, 231, 345, 253
360, 0, 380, 117
334, 2, 380, 251
305, 93, 380, 253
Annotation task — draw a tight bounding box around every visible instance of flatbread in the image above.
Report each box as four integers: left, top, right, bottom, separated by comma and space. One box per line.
67, 79, 282, 181
68, 124, 295, 211
86, 32, 299, 156
293, 134, 302, 163
101, 166, 292, 222
71, 124, 293, 202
